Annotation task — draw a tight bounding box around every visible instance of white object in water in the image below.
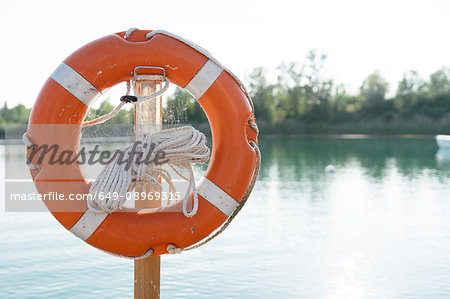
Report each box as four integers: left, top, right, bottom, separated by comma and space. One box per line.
325, 165, 336, 173
435, 135, 450, 148
436, 148, 450, 166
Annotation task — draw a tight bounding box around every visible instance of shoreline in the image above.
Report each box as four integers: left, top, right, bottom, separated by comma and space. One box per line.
258, 133, 435, 139
0, 133, 438, 145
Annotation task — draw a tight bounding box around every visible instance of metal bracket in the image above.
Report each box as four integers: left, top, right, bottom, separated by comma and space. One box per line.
133, 66, 166, 79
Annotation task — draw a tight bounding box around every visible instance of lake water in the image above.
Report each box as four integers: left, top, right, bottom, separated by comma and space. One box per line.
1, 136, 450, 298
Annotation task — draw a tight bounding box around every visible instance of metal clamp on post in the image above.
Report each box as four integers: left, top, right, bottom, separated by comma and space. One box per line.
131, 66, 170, 104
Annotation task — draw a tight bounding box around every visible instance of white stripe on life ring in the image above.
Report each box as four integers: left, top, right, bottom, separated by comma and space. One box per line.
197, 177, 239, 217
69, 176, 239, 240
185, 60, 223, 100
51, 62, 101, 107
69, 209, 108, 241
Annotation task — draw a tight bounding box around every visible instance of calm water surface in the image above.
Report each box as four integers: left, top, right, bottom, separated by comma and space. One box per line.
1, 136, 450, 298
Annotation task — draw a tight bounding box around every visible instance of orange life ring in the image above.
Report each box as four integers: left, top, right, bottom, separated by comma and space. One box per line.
25, 30, 259, 257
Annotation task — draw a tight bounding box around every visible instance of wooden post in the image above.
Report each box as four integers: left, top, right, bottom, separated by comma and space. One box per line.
134, 78, 162, 299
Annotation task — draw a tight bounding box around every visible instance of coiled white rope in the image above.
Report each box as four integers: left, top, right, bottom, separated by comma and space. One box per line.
88, 126, 210, 217
23, 121, 260, 257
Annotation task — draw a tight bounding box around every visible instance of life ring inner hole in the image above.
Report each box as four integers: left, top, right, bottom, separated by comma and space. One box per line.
80, 79, 211, 210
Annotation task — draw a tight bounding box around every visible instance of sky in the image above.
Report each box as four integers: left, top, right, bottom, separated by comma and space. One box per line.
1, 0, 450, 108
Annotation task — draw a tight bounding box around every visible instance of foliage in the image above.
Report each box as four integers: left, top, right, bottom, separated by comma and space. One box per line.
163, 87, 207, 124
246, 51, 450, 134
0, 103, 31, 125
2, 52, 450, 135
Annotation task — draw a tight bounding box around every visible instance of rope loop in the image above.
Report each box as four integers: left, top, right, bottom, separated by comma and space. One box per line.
167, 244, 182, 254
124, 27, 139, 39
82, 71, 170, 128
131, 75, 170, 104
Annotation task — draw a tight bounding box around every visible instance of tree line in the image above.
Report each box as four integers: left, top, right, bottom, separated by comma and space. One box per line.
2, 50, 450, 135
163, 51, 450, 134
245, 50, 450, 134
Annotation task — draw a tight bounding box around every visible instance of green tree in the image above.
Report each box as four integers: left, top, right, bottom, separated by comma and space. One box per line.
427, 67, 450, 97
330, 86, 362, 121
164, 87, 206, 123
0, 103, 31, 124
303, 50, 333, 109
360, 71, 389, 114
396, 70, 424, 98
395, 70, 425, 117
248, 67, 275, 123
268, 50, 335, 124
